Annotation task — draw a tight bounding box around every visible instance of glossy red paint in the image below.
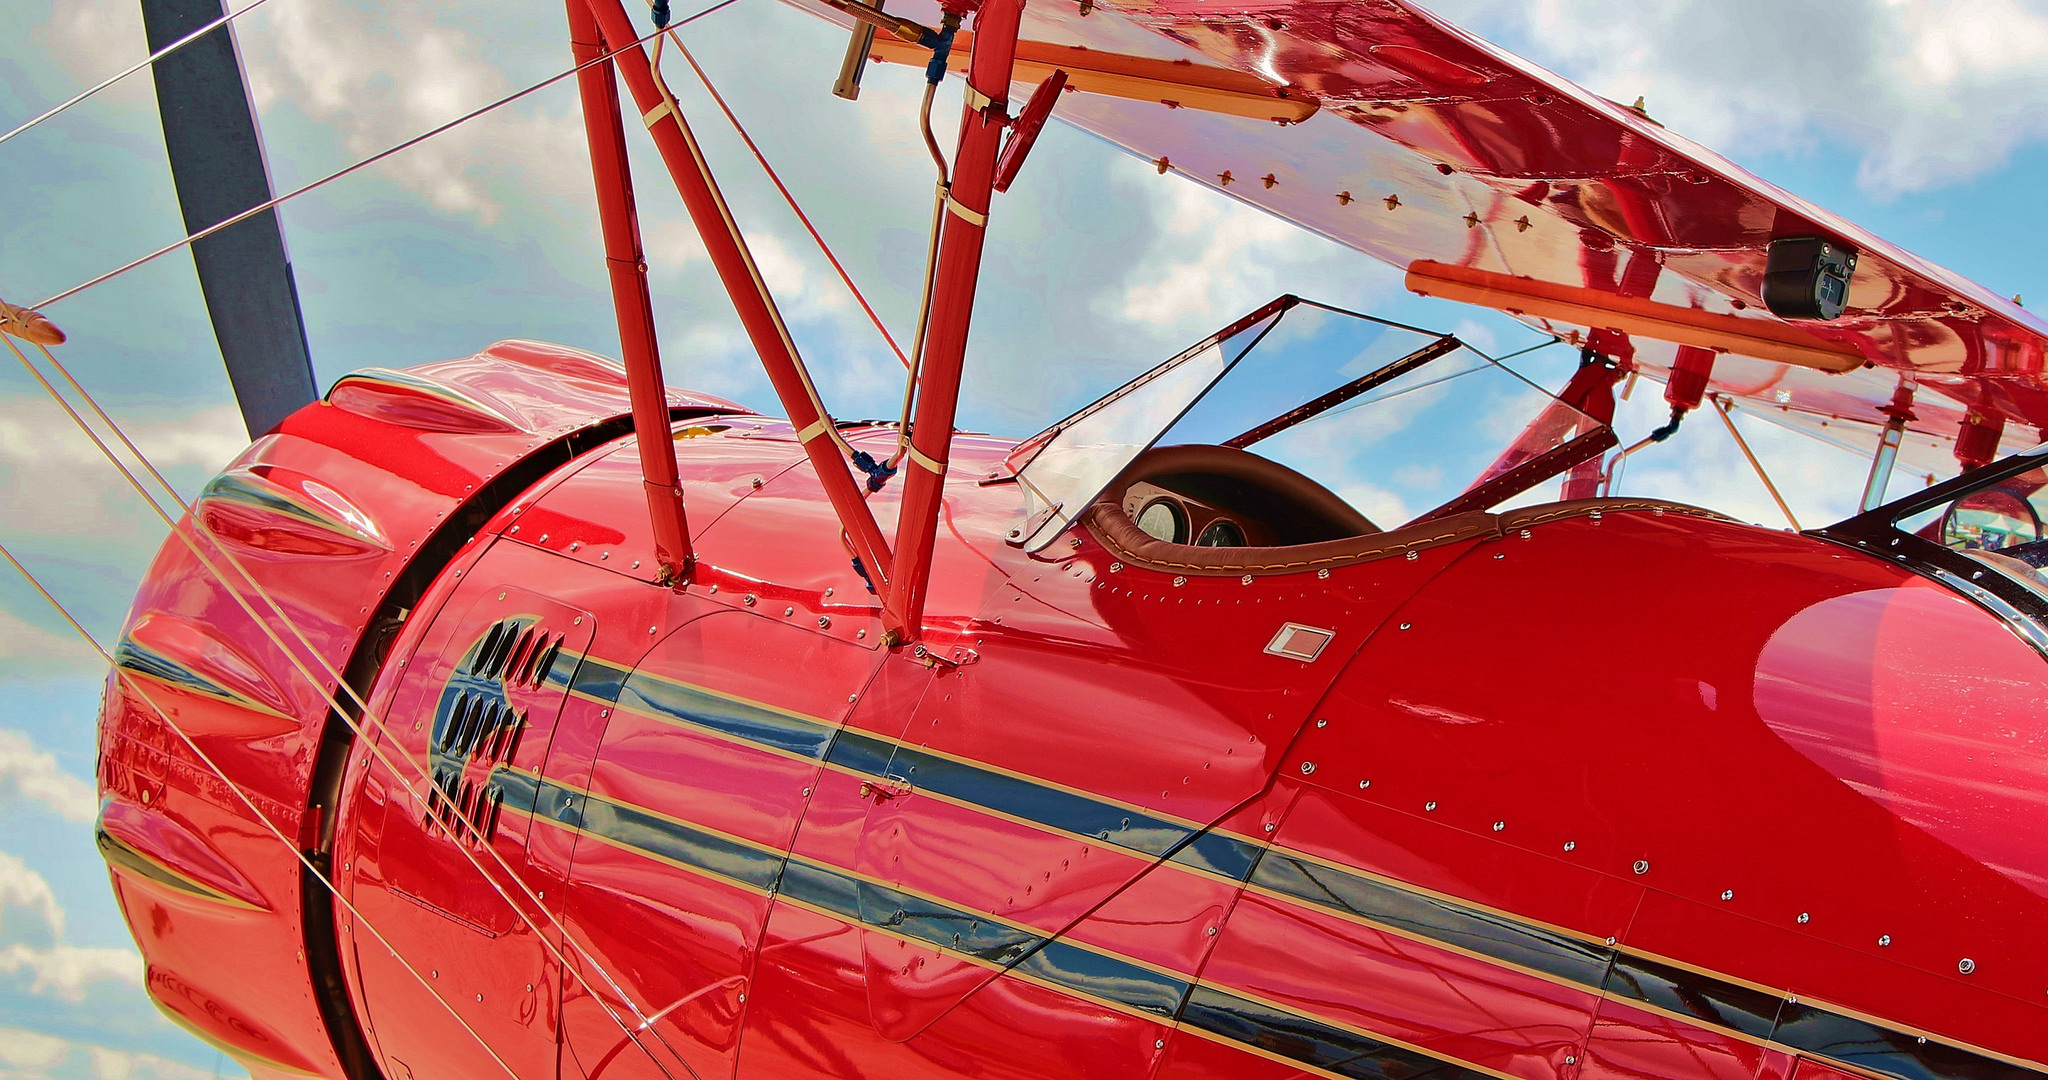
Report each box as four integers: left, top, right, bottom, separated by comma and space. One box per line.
90, 7, 2048, 1080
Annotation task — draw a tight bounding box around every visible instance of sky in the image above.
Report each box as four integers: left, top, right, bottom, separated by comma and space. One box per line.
3, 0, 2047, 1075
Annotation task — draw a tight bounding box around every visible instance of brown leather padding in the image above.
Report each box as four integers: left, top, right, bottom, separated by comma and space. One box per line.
1107, 443, 1378, 544
1084, 451, 1731, 577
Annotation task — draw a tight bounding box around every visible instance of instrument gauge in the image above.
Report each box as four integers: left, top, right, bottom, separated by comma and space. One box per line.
1136, 498, 1189, 543
1196, 519, 1247, 547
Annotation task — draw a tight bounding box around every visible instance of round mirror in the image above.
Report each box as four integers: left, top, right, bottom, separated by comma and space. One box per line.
1942, 489, 2042, 551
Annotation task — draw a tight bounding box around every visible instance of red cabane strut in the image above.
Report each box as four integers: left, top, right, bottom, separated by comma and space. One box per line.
567, 0, 1024, 643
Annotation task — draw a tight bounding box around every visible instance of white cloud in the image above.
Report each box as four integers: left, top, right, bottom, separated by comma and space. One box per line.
0, 395, 245, 541
235, 0, 589, 223
0, 851, 66, 941
1423, 0, 2048, 196
0, 943, 142, 1003
0, 1028, 214, 1080
0, 730, 98, 824
0, 851, 143, 1004
1111, 179, 1325, 333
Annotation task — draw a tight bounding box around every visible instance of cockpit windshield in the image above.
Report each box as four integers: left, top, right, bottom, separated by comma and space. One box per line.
1822, 442, 2048, 652
1005, 295, 1608, 552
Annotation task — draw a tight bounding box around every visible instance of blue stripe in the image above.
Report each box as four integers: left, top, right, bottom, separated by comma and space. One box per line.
616, 674, 835, 759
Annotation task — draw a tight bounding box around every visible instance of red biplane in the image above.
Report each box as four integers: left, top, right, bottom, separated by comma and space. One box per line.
61, 1, 2048, 1080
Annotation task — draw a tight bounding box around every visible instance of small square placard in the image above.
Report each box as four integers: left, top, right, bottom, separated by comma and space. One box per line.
1265, 622, 1334, 661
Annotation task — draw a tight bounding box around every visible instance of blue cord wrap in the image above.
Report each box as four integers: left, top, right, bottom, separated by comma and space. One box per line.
850, 556, 876, 594
651, 0, 671, 28
851, 450, 898, 493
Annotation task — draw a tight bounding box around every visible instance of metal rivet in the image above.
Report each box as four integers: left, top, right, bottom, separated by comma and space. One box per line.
1492, 821, 1505, 832
1493, 552, 1505, 559
1405, 550, 1419, 561
1633, 860, 1650, 875
510, 525, 519, 534
819, 616, 832, 629
1173, 576, 1186, 587
1798, 912, 1810, 924
1959, 957, 1976, 974
1563, 841, 1576, 851
1155, 1040, 1165, 1049
632, 560, 641, 569
1519, 528, 1532, 539
573, 616, 582, 625
1109, 562, 1123, 573
1424, 801, 1438, 811
1720, 890, 1734, 901
857, 629, 867, 639
1241, 574, 1254, 585
1206, 926, 1218, 936
802, 788, 812, 796
783, 606, 795, 617
1565, 1057, 1577, 1066
649, 626, 658, 635
600, 551, 609, 560
1317, 568, 1330, 579
708, 584, 719, 594
539, 534, 549, 543
743, 595, 757, 607
1878, 934, 1892, 946
1070, 538, 1083, 549
1315, 718, 1328, 728
1399, 622, 1412, 630
432, 970, 440, 978
1605, 937, 1617, 946
1299, 761, 1316, 775
1358, 779, 1371, 789
1264, 822, 1276, 832
569, 541, 581, 552
825, 587, 834, 597
476, 993, 484, 1002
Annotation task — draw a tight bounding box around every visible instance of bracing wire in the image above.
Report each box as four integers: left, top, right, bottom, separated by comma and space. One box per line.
32, 0, 743, 312
0, 0, 280, 149
0, 538, 525, 1080
0, 331, 696, 1080
668, 38, 911, 369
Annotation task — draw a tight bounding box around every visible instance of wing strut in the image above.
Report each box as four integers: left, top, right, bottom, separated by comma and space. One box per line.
578, 0, 896, 600
884, 0, 1023, 641
140, 0, 318, 437
568, 0, 694, 584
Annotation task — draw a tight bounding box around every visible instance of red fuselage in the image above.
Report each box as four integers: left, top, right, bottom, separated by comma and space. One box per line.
96, 345, 2048, 1080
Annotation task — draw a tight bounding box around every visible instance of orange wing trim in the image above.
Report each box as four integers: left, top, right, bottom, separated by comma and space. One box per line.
1404, 261, 1867, 374
867, 34, 1320, 125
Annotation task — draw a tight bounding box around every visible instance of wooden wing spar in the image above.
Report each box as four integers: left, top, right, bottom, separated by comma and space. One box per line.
793, 0, 2048, 470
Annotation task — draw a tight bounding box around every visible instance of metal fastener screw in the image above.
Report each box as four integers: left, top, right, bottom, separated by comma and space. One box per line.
1264, 822, 1276, 832
1720, 890, 1734, 901
1492, 821, 1505, 832
1358, 779, 1371, 789
632, 560, 641, 569
1520, 528, 1532, 539
1798, 912, 1810, 924
1109, 562, 1123, 573
708, 584, 719, 594
1300, 761, 1316, 775
1565, 1057, 1577, 1066
783, 606, 795, 617
1878, 934, 1892, 947
539, 534, 549, 542
649, 626, 658, 635
569, 541, 581, 552
1317, 568, 1330, 579
1605, 937, 1617, 946
1424, 801, 1438, 811
743, 595, 756, 607
819, 616, 832, 629
1405, 550, 1419, 561
1070, 538, 1082, 549
1241, 574, 1254, 585
1316, 718, 1328, 728
1207, 926, 1218, 936
1564, 841, 1576, 851
1156, 1040, 1165, 1049
1173, 576, 1186, 587
1399, 622, 1411, 630
857, 629, 867, 639
1633, 860, 1650, 875
600, 551, 609, 560
1959, 958, 1976, 974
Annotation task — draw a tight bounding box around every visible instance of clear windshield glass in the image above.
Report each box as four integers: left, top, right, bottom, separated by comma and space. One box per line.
1896, 455, 2048, 600
1009, 297, 1607, 550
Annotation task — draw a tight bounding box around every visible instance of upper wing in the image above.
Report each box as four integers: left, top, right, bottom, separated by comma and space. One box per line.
790, 0, 2048, 472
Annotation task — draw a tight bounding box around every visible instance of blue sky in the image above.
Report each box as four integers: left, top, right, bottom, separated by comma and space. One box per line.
3, 0, 2046, 1075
